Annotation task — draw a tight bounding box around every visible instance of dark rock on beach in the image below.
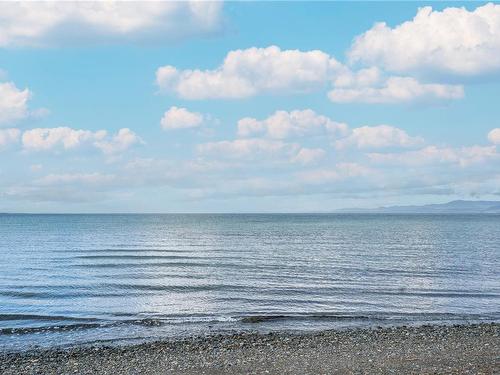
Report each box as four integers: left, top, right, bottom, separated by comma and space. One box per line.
1, 323, 499, 374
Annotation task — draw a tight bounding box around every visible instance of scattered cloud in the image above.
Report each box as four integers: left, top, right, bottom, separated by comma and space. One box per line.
3, 3, 500, 209
336, 125, 424, 149
156, 45, 342, 99
0, 1, 224, 47
348, 3, 500, 76
161, 106, 203, 130
237, 109, 348, 139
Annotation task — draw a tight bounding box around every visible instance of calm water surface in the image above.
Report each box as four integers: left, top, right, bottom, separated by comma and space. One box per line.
0, 214, 499, 351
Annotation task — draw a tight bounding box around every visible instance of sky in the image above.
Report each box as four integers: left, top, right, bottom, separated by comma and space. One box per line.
1, 1, 500, 213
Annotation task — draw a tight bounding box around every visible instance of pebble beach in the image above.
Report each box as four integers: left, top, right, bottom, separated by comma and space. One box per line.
2, 323, 499, 375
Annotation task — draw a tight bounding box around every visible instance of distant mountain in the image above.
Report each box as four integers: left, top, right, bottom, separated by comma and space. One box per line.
338, 200, 500, 214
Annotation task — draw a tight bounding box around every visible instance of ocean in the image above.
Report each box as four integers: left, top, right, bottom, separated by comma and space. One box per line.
1, 214, 498, 351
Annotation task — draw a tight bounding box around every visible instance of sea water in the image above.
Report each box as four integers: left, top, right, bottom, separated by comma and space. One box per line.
1, 214, 499, 351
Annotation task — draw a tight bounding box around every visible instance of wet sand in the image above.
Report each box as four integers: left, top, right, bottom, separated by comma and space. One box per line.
1, 323, 499, 374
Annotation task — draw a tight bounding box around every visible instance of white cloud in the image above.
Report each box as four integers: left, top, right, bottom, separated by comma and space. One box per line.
94, 128, 142, 155
369, 145, 499, 167
336, 125, 423, 149
0, 1, 223, 47
0, 128, 20, 148
348, 3, 500, 76
156, 45, 342, 99
198, 138, 326, 166
328, 76, 464, 104
161, 106, 203, 130
21, 127, 140, 154
488, 128, 500, 145
22, 127, 106, 151
297, 163, 374, 184
237, 109, 348, 139
5, 172, 118, 203
197, 138, 299, 160
0, 82, 31, 124
30, 164, 43, 172
290, 148, 326, 165
35, 173, 115, 186
333, 67, 382, 88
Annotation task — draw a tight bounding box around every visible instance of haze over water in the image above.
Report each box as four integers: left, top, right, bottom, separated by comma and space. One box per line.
1, 214, 499, 351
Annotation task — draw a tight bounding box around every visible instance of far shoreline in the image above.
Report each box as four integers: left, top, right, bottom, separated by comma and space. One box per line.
2, 323, 498, 374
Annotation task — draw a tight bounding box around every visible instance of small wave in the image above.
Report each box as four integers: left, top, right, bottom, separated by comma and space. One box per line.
239, 312, 500, 324
0, 323, 102, 335
69, 261, 231, 269
0, 314, 96, 322
122, 318, 165, 327
106, 283, 249, 293
0, 290, 142, 299
0, 291, 44, 298
240, 314, 371, 324
73, 255, 209, 260
0, 318, 165, 336
53, 248, 191, 253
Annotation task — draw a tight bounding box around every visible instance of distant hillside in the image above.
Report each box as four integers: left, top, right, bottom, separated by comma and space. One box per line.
338, 200, 500, 214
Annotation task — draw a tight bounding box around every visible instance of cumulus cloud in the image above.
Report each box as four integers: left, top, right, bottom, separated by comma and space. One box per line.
348, 3, 500, 76
156, 45, 342, 99
94, 128, 142, 155
21, 127, 140, 154
0, 1, 223, 47
237, 109, 348, 139
22, 127, 106, 151
0, 128, 20, 148
0, 82, 31, 124
161, 106, 203, 130
156, 43, 466, 104
488, 128, 500, 144
336, 125, 424, 149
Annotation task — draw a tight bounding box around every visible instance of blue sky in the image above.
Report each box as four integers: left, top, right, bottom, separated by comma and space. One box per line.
1, 1, 500, 213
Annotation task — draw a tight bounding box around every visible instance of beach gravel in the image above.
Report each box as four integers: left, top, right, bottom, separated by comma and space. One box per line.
1, 323, 498, 374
